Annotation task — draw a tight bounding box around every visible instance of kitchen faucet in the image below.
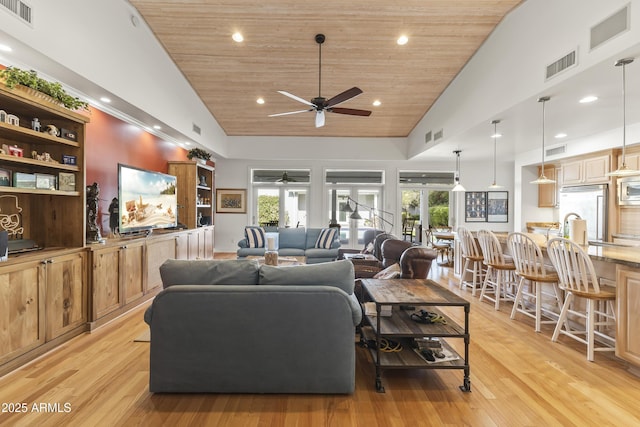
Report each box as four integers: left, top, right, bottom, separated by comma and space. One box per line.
562, 212, 582, 238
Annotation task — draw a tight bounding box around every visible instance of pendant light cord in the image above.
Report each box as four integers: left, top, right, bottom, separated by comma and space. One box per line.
621, 60, 627, 165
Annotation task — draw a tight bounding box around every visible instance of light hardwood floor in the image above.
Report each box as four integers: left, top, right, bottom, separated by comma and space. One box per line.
1, 255, 639, 426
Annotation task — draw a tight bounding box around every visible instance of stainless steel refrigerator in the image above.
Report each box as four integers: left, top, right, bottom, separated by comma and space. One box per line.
558, 184, 608, 242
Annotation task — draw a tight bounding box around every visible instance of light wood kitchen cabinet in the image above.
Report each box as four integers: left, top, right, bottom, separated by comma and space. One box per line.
616, 265, 640, 368
537, 164, 557, 207
0, 259, 44, 365
561, 154, 610, 185
44, 251, 87, 341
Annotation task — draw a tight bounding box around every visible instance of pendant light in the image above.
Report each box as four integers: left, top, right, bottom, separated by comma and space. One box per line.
452, 150, 466, 192
489, 119, 503, 189
607, 58, 639, 177
530, 96, 556, 184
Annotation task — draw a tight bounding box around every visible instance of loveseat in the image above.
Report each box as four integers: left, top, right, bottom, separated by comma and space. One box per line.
144, 258, 361, 393
237, 227, 340, 263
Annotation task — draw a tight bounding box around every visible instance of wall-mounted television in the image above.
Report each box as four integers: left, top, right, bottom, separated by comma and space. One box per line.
118, 164, 178, 234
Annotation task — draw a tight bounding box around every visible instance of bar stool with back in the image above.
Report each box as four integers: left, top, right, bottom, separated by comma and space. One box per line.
546, 237, 617, 362
507, 232, 563, 332
477, 230, 516, 310
457, 227, 485, 296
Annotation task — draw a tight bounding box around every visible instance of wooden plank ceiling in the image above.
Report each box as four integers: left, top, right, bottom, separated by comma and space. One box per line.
130, 0, 523, 138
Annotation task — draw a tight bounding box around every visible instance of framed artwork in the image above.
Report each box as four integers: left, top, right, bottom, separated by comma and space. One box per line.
35, 173, 56, 190
487, 191, 509, 222
465, 191, 487, 222
58, 172, 76, 191
0, 168, 11, 187
216, 188, 246, 213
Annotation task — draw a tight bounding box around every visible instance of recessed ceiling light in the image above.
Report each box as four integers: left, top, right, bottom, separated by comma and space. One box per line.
555, 132, 567, 139
256, 97, 265, 104
100, 97, 111, 103
0, 44, 12, 52
185, 142, 192, 146
232, 32, 244, 43
579, 95, 598, 103
397, 35, 408, 45
153, 125, 162, 130
372, 100, 381, 106
491, 133, 502, 138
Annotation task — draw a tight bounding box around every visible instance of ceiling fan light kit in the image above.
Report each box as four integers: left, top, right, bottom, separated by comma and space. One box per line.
607, 58, 640, 177
269, 34, 372, 128
530, 96, 556, 185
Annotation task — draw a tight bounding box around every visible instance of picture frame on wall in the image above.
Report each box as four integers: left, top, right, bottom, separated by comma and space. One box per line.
465, 191, 487, 222
216, 188, 246, 213
487, 191, 509, 222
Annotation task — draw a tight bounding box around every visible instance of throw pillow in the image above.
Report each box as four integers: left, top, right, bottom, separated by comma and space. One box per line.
373, 263, 401, 279
315, 227, 337, 249
245, 226, 266, 248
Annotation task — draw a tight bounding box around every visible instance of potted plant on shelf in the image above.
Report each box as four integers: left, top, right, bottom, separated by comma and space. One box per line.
0, 66, 90, 111
187, 147, 212, 164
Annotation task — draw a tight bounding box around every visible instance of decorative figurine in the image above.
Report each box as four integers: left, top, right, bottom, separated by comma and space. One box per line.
86, 182, 104, 243
44, 124, 59, 136
199, 175, 207, 186
108, 197, 119, 235
31, 118, 41, 131
7, 114, 19, 126
31, 150, 59, 163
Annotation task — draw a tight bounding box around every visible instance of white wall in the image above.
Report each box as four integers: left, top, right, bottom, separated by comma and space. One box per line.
213, 158, 514, 252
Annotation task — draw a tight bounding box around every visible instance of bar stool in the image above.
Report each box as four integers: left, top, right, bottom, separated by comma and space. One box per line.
546, 238, 616, 362
457, 227, 484, 296
477, 230, 516, 310
507, 232, 563, 332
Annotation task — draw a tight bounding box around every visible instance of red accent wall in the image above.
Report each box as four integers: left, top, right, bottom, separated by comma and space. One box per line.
85, 108, 189, 232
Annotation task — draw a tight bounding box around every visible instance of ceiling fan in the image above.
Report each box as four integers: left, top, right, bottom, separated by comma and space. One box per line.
269, 34, 372, 128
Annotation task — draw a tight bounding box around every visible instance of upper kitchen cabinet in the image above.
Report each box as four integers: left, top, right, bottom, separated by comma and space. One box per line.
561, 154, 610, 186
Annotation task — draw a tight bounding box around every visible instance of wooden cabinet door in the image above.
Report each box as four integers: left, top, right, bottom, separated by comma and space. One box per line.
175, 233, 189, 260
537, 165, 556, 207
562, 160, 583, 185
616, 266, 640, 367
0, 261, 44, 364
45, 251, 87, 341
203, 226, 215, 259
121, 241, 145, 304
146, 237, 177, 293
91, 246, 122, 320
583, 155, 610, 183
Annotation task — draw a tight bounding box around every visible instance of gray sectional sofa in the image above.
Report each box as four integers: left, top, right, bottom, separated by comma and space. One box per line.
237, 227, 340, 263
144, 258, 361, 393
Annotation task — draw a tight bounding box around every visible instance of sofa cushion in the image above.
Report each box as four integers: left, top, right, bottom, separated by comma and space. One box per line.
278, 227, 307, 249
245, 226, 266, 248
315, 228, 338, 249
259, 259, 355, 294
160, 259, 260, 288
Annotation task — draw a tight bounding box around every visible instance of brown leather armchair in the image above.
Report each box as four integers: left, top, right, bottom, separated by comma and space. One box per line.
381, 239, 437, 279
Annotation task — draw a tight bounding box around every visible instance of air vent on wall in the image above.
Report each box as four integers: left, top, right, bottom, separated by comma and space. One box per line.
546, 145, 566, 157
434, 129, 444, 141
425, 131, 432, 144
591, 5, 629, 50
0, 0, 32, 25
546, 50, 576, 80
192, 123, 201, 135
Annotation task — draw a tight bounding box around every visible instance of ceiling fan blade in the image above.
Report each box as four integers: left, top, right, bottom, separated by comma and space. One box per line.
277, 90, 315, 107
315, 110, 325, 128
268, 109, 312, 117
326, 87, 363, 108
330, 107, 372, 117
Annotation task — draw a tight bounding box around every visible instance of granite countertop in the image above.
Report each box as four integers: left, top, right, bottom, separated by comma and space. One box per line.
492, 232, 640, 269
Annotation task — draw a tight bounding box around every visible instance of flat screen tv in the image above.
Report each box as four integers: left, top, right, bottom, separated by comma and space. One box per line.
118, 164, 178, 234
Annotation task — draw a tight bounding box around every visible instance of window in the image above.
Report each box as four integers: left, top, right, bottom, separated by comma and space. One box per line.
326, 169, 385, 248
252, 169, 309, 228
